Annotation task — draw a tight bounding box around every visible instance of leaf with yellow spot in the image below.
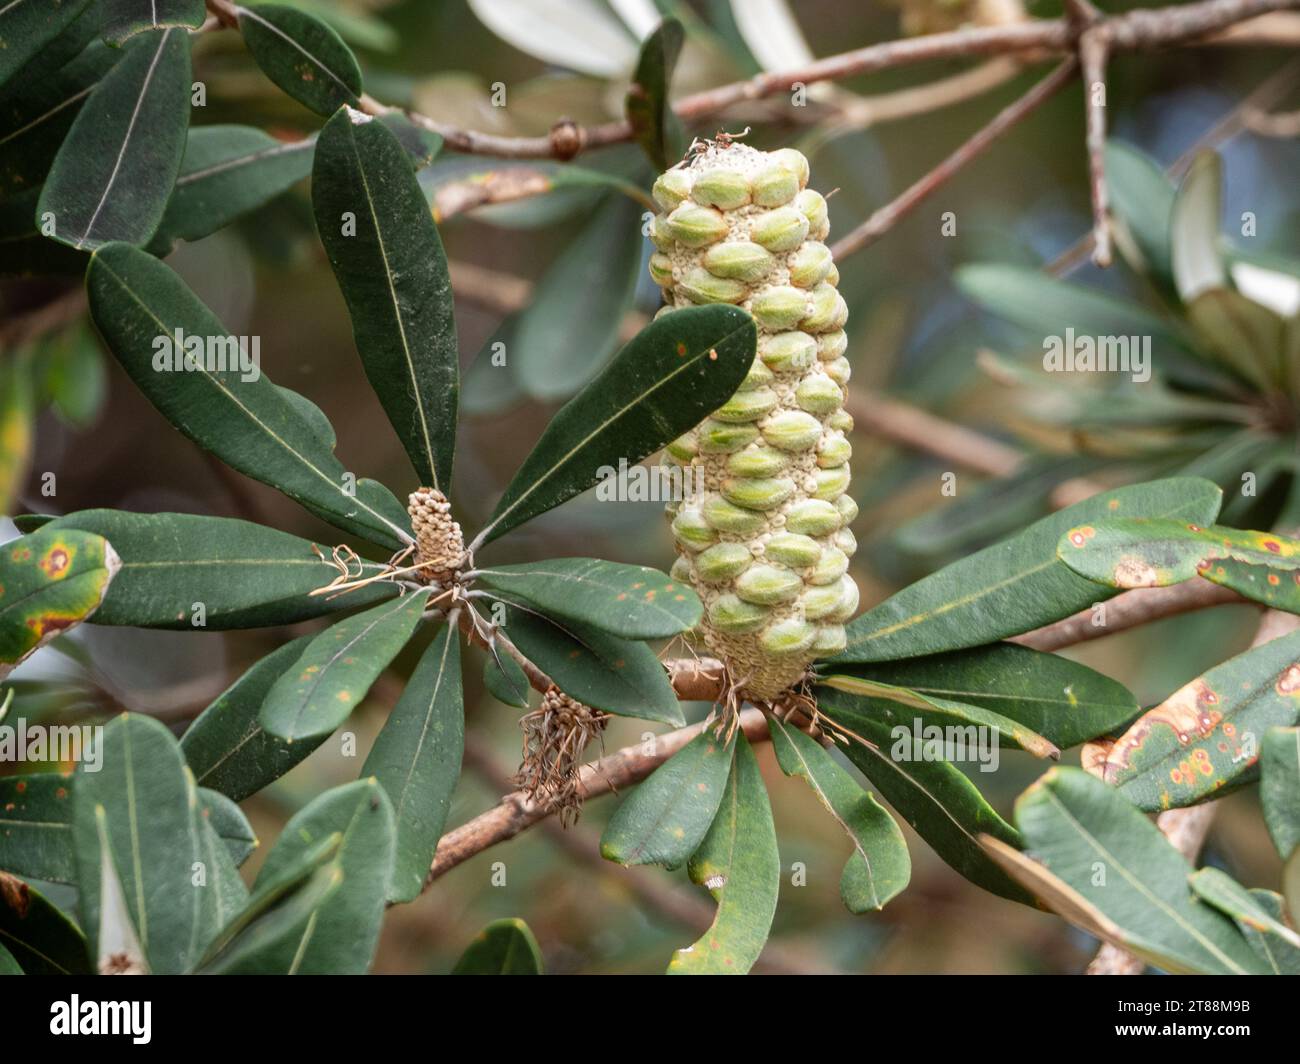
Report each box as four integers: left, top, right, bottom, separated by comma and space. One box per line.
0, 526, 119, 678
668, 733, 778, 975
0, 356, 34, 515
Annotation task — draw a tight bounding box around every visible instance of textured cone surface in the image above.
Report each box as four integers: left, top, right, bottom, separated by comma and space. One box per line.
652, 143, 857, 699
409, 488, 465, 585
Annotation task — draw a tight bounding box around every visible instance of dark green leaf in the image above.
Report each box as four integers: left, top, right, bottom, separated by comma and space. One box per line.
989, 767, 1265, 974
494, 599, 684, 726
478, 304, 756, 545
73, 713, 226, 973
362, 626, 463, 903
835, 478, 1222, 663
38, 27, 191, 249
259, 590, 431, 743
313, 107, 457, 489
769, 718, 909, 913
601, 729, 735, 868
668, 733, 778, 975
515, 194, 644, 401
476, 557, 701, 639
452, 918, 543, 974
0, 525, 118, 679
34, 510, 396, 629
626, 18, 685, 170
0, 189, 89, 276
1098, 629, 1300, 811
86, 243, 413, 549
1262, 726, 1300, 860
0, 773, 75, 883
818, 692, 1031, 903
238, 3, 362, 116
102, 0, 204, 45
246, 778, 395, 973
0, 873, 90, 974
483, 647, 530, 708
0, 0, 93, 89
181, 635, 321, 801
820, 642, 1139, 749
152, 124, 315, 250
198, 787, 256, 867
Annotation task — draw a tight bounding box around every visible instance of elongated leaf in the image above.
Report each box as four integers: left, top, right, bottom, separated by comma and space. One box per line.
260, 590, 430, 743
313, 107, 457, 490
1171, 151, 1226, 302
1238, 889, 1300, 974
1261, 726, 1300, 860
33, 510, 395, 629
362, 626, 463, 903
1098, 628, 1300, 811
494, 599, 683, 725
86, 242, 413, 549
90, 805, 148, 973
0, 773, 75, 883
516, 194, 644, 400
1202, 556, 1300, 613
452, 918, 543, 974
1106, 140, 1175, 284
1186, 287, 1288, 391
476, 558, 701, 639
626, 17, 684, 170
769, 718, 909, 913
1188, 867, 1300, 954
0, 871, 90, 974
668, 733, 777, 975
0, 189, 89, 276
181, 635, 319, 800
0, 356, 33, 514
1058, 518, 1300, 590
0, 525, 119, 679
39, 27, 191, 249
0, 39, 118, 199
0, 0, 93, 89
73, 714, 227, 973
102, 0, 204, 45
483, 648, 530, 708
820, 642, 1138, 750
247, 778, 395, 974
818, 692, 1031, 903
153, 125, 315, 250
238, 3, 362, 116
835, 478, 1222, 664
990, 767, 1265, 974
479, 304, 756, 545
601, 729, 735, 868
817, 675, 1058, 759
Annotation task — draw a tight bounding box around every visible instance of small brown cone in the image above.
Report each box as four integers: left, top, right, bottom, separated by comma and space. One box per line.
408, 488, 464, 585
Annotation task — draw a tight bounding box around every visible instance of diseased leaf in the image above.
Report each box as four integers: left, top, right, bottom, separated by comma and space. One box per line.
601, 729, 735, 868
259, 590, 431, 743
479, 305, 756, 545
38, 28, 191, 249
626, 18, 684, 170
818, 691, 1031, 903
1097, 628, 1300, 811
32, 510, 395, 629
452, 918, 543, 974
362, 626, 464, 903
819, 642, 1138, 750
181, 635, 320, 801
0, 525, 119, 679
0, 871, 90, 974
769, 718, 909, 913
238, 3, 362, 116
1261, 726, 1300, 860
0, 773, 75, 883
313, 107, 458, 490
668, 733, 778, 975
86, 243, 413, 549
494, 598, 683, 725
0, 356, 34, 514
835, 478, 1222, 664
476, 558, 701, 639
102, 0, 204, 45
987, 767, 1265, 974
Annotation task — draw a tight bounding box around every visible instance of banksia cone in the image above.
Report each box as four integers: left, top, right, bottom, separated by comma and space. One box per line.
650, 142, 857, 700
408, 488, 464, 585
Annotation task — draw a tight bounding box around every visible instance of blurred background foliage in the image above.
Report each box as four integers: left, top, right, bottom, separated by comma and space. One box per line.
3, 0, 1297, 973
